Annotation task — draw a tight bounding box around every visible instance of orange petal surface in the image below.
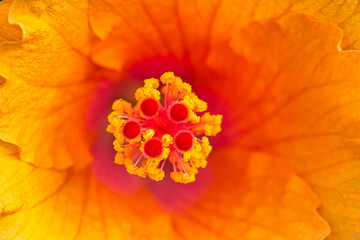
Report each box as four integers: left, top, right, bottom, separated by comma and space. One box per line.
89, 0, 360, 75
0, 0, 22, 43
173, 147, 330, 240
290, 0, 360, 50
89, 0, 233, 71
10, 0, 94, 55
0, 140, 330, 240
205, 14, 360, 240
0, 2, 97, 169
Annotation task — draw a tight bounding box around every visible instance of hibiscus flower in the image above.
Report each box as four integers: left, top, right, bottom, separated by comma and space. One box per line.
1, 0, 360, 239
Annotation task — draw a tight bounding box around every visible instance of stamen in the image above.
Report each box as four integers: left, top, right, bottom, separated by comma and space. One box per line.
133, 152, 144, 167
174, 151, 189, 177
107, 72, 222, 183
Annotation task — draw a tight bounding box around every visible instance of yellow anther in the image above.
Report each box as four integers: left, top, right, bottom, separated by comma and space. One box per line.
160, 72, 180, 85
144, 78, 160, 88
107, 111, 126, 145
107, 112, 125, 128
162, 134, 173, 147
158, 148, 170, 162
201, 137, 212, 156
190, 94, 207, 112
106, 124, 116, 134
143, 129, 155, 140
180, 95, 193, 109
188, 111, 200, 123
181, 94, 207, 113
122, 157, 148, 178
183, 137, 211, 169
183, 141, 202, 163
180, 100, 198, 123
112, 99, 132, 114
126, 164, 147, 178
114, 145, 133, 165
198, 113, 223, 136
182, 82, 192, 93
146, 158, 161, 170
114, 152, 126, 165
180, 94, 207, 123
160, 72, 191, 97
113, 130, 124, 141
135, 78, 162, 102
113, 139, 124, 152
170, 172, 196, 184
148, 168, 165, 181
135, 88, 161, 102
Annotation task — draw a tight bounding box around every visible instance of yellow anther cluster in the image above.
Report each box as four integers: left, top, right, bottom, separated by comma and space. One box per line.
170, 162, 199, 184
113, 139, 124, 152
148, 168, 165, 181
114, 145, 133, 165
144, 78, 160, 88
143, 129, 155, 140
160, 72, 192, 97
135, 78, 161, 102
182, 94, 207, 112
125, 159, 147, 178
181, 94, 208, 123
183, 137, 212, 169
107, 99, 132, 141
162, 134, 173, 147
112, 99, 132, 113
198, 113, 223, 136
160, 72, 182, 86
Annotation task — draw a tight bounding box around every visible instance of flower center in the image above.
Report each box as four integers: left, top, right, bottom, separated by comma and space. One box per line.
107, 72, 223, 183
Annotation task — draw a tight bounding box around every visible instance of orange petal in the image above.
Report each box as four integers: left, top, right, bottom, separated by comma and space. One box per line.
206, 15, 360, 239
0, 141, 68, 216
172, 147, 330, 240
290, 1, 360, 50
0, 146, 178, 239
0, 7, 97, 169
212, 1, 360, 50
0, 0, 22, 42
89, 0, 360, 74
10, 0, 94, 55
89, 0, 226, 71
0, 140, 330, 239
0, 172, 178, 239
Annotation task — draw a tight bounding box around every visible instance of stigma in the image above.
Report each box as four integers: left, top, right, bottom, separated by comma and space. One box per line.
107, 72, 222, 183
